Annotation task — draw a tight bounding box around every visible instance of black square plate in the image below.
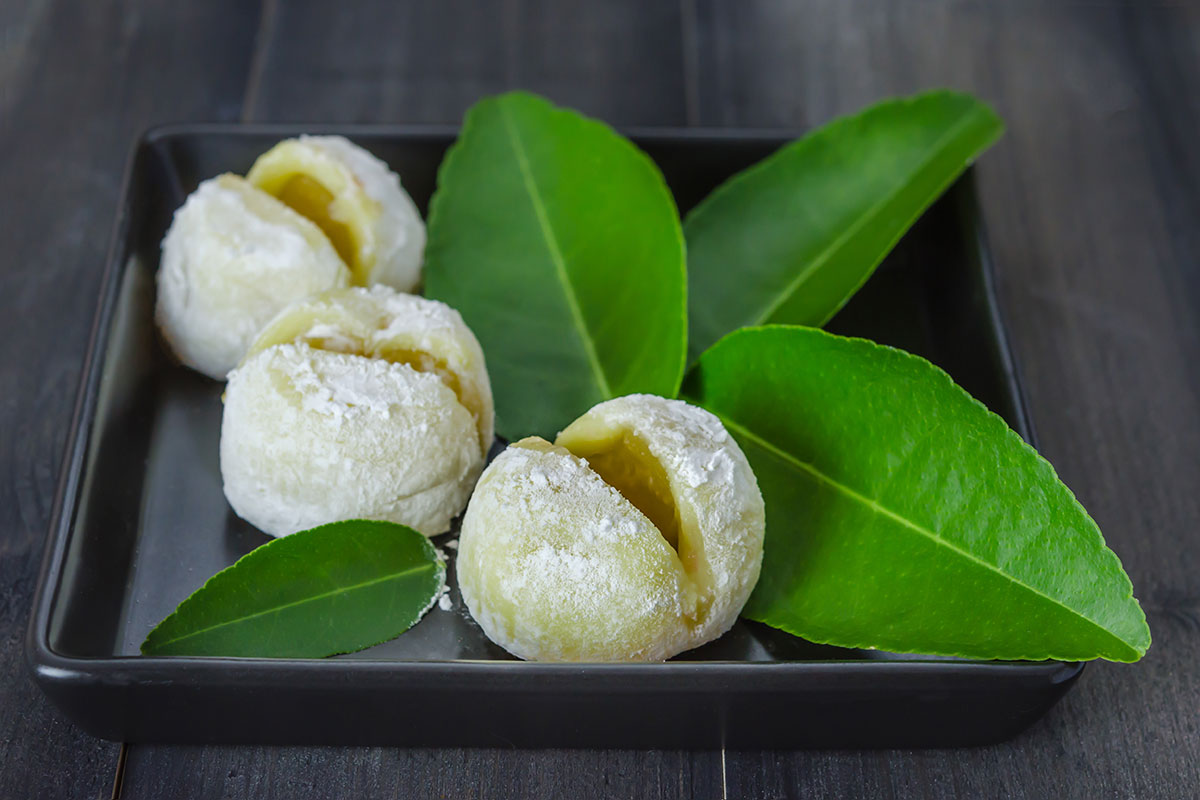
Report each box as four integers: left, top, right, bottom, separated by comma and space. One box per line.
26, 125, 1082, 748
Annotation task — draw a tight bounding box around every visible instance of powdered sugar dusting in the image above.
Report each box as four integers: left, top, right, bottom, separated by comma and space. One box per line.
269, 342, 434, 419
435, 582, 453, 611
456, 438, 697, 661
220, 342, 482, 538
253, 285, 495, 456
156, 174, 349, 379
366, 285, 473, 357
559, 394, 758, 605
457, 395, 765, 662
300, 322, 359, 354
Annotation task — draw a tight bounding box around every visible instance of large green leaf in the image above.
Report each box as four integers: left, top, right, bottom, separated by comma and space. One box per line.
683, 90, 1004, 361
425, 91, 687, 440
683, 326, 1150, 662
142, 520, 444, 658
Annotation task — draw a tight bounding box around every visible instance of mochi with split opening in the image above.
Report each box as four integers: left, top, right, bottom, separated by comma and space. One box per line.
220, 286, 493, 537
457, 394, 765, 662
247, 135, 426, 292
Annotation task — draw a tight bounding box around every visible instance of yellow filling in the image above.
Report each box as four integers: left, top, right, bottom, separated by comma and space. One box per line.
212, 174, 335, 257
561, 432, 682, 552
373, 346, 466, 413
518, 431, 710, 622
274, 174, 359, 270
246, 139, 380, 284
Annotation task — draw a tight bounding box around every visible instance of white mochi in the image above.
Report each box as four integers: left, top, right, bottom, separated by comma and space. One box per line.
221, 344, 481, 538
244, 285, 493, 456
457, 394, 765, 662
247, 135, 426, 292
220, 287, 493, 538
155, 174, 351, 380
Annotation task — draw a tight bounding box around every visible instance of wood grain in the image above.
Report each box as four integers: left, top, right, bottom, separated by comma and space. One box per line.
2, 0, 1197, 797
0, 0, 259, 797
121, 746, 723, 800
689, 2, 1200, 797
242, 0, 689, 126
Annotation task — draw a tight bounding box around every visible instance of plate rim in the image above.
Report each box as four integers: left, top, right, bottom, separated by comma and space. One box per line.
26, 123, 1081, 693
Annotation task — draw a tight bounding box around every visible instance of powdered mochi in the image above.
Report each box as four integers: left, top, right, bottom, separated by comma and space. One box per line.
457, 394, 765, 661
220, 288, 493, 538
247, 135, 426, 291
155, 174, 350, 379
244, 285, 493, 455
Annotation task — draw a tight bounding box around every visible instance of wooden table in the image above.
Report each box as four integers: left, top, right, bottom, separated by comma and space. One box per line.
2, 1, 1196, 797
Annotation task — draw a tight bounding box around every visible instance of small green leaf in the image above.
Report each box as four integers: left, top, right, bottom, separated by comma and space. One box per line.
683, 90, 1004, 361
425, 91, 687, 440
141, 520, 445, 658
683, 326, 1150, 662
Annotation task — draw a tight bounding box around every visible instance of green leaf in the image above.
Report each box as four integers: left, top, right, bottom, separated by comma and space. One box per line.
683, 326, 1150, 662
141, 520, 445, 658
683, 90, 1004, 361
425, 91, 687, 440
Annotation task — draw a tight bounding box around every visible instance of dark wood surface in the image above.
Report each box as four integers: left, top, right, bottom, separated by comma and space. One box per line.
2, 1, 1197, 797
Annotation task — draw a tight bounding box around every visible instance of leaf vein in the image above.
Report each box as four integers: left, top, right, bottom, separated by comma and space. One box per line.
717, 413, 1132, 653
498, 102, 613, 397
752, 108, 990, 327
146, 564, 435, 652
